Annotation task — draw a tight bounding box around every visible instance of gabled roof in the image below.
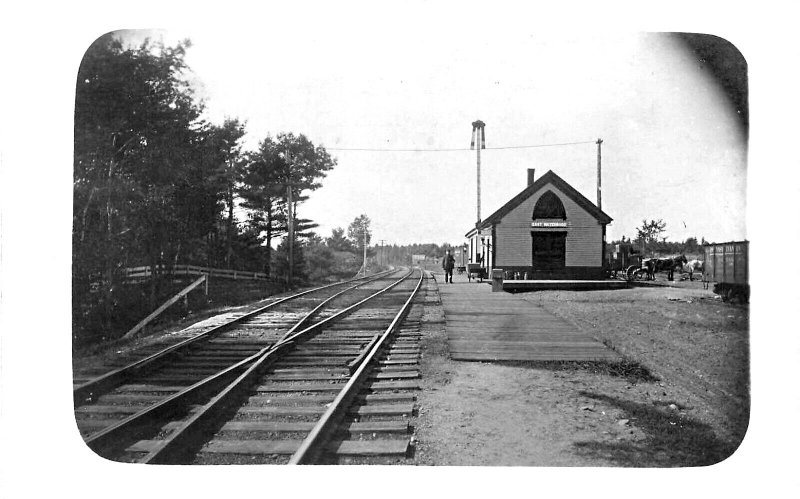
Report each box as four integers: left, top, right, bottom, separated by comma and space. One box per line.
467, 170, 612, 235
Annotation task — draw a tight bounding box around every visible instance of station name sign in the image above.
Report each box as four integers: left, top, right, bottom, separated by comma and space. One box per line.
531, 221, 568, 228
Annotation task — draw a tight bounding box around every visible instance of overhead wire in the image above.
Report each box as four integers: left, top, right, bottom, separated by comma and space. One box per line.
326, 140, 595, 152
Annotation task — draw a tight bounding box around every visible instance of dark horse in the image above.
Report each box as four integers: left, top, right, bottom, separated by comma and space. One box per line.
642, 255, 687, 281
654, 254, 688, 281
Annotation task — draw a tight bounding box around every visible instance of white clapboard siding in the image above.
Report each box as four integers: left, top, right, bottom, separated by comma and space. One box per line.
495, 183, 602, 267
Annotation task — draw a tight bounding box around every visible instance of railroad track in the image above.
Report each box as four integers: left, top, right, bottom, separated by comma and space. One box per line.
73, 270, 394, 437
75, 268, 427, 464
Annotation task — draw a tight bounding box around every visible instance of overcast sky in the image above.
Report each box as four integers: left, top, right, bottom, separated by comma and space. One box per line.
117, 28, 747, 247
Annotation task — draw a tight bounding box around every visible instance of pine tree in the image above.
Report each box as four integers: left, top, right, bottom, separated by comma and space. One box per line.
240, 133, 336, 277
326, 227, 353, 252
205, 118, 247, 268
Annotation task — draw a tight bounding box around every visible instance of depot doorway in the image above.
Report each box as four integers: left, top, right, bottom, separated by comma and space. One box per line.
532, 231, 566, 270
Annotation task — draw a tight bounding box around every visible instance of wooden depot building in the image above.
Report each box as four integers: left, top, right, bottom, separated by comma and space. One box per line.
465, 169, 612, 280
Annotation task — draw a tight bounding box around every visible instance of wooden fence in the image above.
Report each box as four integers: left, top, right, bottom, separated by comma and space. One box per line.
124, 264, 270, 282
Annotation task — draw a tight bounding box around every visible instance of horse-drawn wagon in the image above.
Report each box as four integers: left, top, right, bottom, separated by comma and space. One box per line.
702, 241, 749, 303
605, 243, 644, 280
606, 243, 689, 281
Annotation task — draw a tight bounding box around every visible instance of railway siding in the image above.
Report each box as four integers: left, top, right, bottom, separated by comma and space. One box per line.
73, 269, 426, 465
184, 278, 423, 465
73, 273, 393, 441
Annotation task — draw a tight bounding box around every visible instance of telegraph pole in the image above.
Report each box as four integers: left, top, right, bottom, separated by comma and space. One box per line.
596, 138, 606, 268
596, 138, 603, 210
362, 227, 368, 277
285, 147, 294, 288
471, 120, 486, 225
287, 183, 294, 287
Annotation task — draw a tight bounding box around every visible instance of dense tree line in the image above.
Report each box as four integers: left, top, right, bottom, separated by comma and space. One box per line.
372, 243, 455, 266
73, 35, 338, 340
608, 219, 706, 257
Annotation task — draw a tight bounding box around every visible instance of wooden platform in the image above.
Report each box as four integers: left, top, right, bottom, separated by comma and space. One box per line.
502, 279, 629, 292
437, 273, 621, 362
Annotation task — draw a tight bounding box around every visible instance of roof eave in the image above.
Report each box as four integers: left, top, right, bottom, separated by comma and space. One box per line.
466, 169, 614, 229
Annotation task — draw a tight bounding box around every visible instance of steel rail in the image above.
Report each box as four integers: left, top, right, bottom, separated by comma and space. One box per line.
74, 270, 394, 405
83, 345, 272, 456
138, 268, 415, 464
288, 269, 425, 464
84, 268, 411, 461
83, 269, 404, 456
84, 270, 393, 449
279, 277, 378, 340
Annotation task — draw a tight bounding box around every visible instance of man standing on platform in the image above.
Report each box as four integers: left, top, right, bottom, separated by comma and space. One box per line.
442, 249, 455, 284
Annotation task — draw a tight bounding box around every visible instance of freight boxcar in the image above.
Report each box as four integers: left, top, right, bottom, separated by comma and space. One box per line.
702, 241, 749, 303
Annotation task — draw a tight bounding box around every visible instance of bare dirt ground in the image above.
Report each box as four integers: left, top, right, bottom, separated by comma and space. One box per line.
414, 274, 748, 467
